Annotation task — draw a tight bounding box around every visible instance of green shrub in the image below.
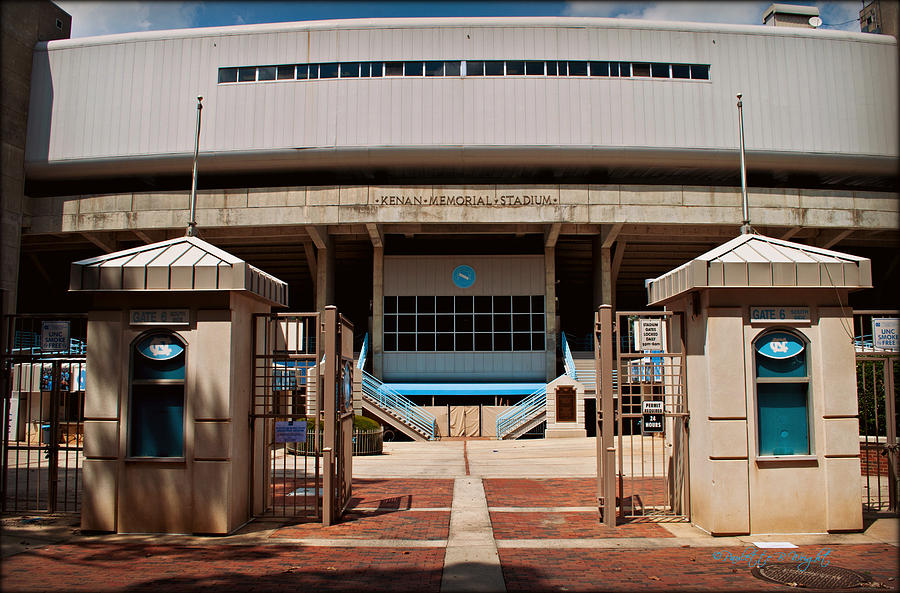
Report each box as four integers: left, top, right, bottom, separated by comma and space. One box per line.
301, 415, 380, 431
353, 415, 380, 430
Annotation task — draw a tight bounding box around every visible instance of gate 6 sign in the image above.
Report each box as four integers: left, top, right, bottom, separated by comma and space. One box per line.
641, 400, 664, 434
750, 306, 810, 323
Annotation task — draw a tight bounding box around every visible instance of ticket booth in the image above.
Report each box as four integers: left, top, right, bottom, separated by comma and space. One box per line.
646, 233, 871, 535
69, 236, 288, 534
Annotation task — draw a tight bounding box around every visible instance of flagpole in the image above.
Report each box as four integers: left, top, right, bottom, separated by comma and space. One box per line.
737, 92, 751, 235
186, 96, 203, 237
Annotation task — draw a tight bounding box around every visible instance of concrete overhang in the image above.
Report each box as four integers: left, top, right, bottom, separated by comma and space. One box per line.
69, 236, 289, 308
646, 233, 872, 306
23, 146, 899, 184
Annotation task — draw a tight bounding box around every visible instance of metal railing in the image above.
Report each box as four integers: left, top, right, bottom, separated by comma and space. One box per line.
13, 331, 86, 356
561, 331, 609, 392
360, 370, 437, 440
357, 333, 369, 370
287, 425, 384, 456
561, 332, 577, 378
496, 382, 550, 439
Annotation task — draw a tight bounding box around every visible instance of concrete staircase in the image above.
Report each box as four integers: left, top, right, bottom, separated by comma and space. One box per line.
570, 352, 597, 395
360, 370, 437, 441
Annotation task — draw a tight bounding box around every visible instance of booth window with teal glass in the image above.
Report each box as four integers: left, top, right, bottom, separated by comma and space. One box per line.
129, 332, 186, 458
754, 330, 811, 457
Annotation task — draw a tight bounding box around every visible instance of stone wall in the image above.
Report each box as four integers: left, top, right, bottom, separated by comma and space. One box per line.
24, 185, 900, 235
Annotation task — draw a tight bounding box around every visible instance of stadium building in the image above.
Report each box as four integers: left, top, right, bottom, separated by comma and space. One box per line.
4, 6, 899, 440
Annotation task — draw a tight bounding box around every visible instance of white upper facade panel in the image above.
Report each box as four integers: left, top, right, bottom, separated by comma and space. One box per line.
24, 17, 898, 177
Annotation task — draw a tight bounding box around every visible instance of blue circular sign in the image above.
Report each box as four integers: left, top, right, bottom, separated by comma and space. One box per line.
756, 331, 805, 360
136, 334, 184, 361
452, 265, 476, 289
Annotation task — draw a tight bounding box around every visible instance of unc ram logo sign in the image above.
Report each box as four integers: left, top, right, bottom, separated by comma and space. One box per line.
136, 334, 184, 361
756, 331, 804, 360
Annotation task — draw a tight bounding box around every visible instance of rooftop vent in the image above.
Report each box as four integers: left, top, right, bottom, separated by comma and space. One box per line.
763, 3, 820, 28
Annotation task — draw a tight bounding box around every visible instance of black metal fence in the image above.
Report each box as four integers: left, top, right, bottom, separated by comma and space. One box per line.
2, 315, 87, 513
854, 310, 898, 514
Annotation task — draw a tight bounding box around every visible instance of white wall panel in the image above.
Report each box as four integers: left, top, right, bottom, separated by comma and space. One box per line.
25, 20, 898, 168
384, 255, 543, 295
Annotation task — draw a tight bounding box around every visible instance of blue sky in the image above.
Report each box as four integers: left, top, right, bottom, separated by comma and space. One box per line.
55, 1, 865, 38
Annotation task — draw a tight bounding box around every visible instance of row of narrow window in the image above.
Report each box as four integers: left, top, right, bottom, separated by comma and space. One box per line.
218, 60, 710, 84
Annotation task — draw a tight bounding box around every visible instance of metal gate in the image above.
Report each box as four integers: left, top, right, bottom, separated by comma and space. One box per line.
2, 315, 87, 513
323, 308, 354, 525
595, 307, 689, 525
250, 306, 353, 525
853, 310, 898, 513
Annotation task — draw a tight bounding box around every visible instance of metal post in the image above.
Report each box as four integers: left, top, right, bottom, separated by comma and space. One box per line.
599, 305, 616, 527
322, 306, 337, 525
885, 358, 897, 512
186, 96, 203, 237
737, 93, 751, 235
47, 361, 60, 513
322, 447, 333, 525
594, 311, 602, 514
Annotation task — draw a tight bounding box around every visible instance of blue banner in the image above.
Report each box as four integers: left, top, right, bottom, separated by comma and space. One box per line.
136, 334, 184, 361
756, 331, 804, 360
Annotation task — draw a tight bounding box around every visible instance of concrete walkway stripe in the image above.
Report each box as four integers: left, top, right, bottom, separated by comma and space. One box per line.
263, 538, 448, 547
350, 507, 453, 512
488, 506, 598, 512
495, 537, 748, 549
442, 478, 506, 593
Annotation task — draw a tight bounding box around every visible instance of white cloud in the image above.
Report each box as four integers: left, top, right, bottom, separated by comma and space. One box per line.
564, 1, 769, 24
563, 1, 636, 18
563, 1, 863, 29
816, 2, 861, 31
55, 1, 202, 38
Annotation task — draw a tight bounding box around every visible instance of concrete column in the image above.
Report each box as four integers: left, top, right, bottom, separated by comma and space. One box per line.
315, 237, 335, 315
545, 246, 557, 381
372, 246, 384, 378
592, 236, 603, 310
592, 235, 615, 309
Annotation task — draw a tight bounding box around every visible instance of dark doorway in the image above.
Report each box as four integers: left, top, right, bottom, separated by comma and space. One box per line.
584, 397, 596, 437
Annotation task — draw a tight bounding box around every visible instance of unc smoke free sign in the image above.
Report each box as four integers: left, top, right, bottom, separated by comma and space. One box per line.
873, 318, 899, 351
41, 321, 70, 352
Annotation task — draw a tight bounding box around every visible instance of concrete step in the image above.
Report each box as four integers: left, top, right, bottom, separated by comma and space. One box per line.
361, 397, 432, 441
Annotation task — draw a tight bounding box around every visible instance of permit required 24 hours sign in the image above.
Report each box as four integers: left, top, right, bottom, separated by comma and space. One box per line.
641, 401, 664, 434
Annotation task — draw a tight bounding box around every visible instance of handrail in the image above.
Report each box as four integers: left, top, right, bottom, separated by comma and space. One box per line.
496, 382, 550, 439
561, 332, 577, 379
360, 370, 436, 440
357, 333, 369, 370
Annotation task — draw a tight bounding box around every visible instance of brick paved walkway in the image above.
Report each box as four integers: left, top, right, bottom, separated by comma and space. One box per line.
490, 511, 674, 539
348, 478, 455, 509
1, 544, 444, 593
500, 545, 900, 592
484, 477, 666, 508
271, 510, 450, 540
